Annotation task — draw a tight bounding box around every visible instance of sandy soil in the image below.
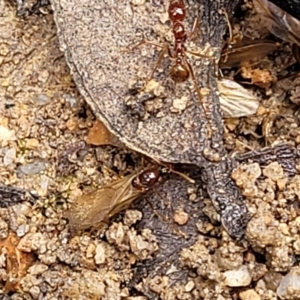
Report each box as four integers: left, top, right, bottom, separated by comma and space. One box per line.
1, 0, 300, 299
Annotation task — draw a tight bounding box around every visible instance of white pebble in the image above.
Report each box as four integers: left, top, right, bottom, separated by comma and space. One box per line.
3, 147, 16, 166
223, 265, 252, 287
277, 266, 300, 299
28, 263, 49, 275
94, 243, 106, 265
0, 126, 15, 145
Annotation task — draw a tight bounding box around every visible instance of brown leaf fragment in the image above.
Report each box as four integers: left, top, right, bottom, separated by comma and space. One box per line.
0, 233, 34, 293
87, 120, 122, 147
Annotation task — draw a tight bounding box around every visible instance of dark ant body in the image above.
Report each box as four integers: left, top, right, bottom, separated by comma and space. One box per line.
67, 161, 194, 232
168, 0, 195, 83
67, 168, 163, 231
132, 168, 161, 189
129, 0, 215, 100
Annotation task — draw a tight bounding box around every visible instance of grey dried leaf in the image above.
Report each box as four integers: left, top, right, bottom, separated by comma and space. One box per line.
218, 78, 260, 118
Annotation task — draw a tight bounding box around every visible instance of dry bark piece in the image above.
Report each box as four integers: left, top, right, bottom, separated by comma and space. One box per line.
129, 144, 300, 297
0, 185, 36, 208
50, 0, 249, 239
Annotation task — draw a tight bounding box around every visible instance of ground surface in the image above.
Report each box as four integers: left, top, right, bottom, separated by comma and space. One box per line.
1, 0, 300, 299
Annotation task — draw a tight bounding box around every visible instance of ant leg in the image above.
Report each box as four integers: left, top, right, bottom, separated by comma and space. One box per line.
126, 40, 169, 90
169, 169, 195, 183
222, 8, 234, 64
143, 45, 169, 89
186, 59, 217, 143
126, 40, 165, 52
166, 45, 176, 59
186, 49, 218, 77
187, 17, 199, 41
186, 49, 214, 60
185, 60, 204, 104
144, 197, 169, 222
223, 8, 233, 46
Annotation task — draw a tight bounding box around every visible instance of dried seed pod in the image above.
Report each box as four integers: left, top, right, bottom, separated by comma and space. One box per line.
218, 78, 260, 118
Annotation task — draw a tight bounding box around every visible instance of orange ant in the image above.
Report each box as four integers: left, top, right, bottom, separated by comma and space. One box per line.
128, 0, 216, 101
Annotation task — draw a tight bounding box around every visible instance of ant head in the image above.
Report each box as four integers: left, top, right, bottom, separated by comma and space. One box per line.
170, 64, 189, 83
133, 168, 161, 189
168, 2, 186, 23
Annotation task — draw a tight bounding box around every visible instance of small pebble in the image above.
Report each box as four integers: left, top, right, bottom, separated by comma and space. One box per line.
3, 147, 16, 166
172, 96, 188, 111
25, 138, 40, 149
130, 0, 146, 5
16, 223, 29, 237
184, 281, 195, 292
87, 120, 119, 146
35, 94, 51, 106
17, 160, 46, 176
173, 208, 189, 225
264, 271, 282, 291
0, 218, 8, 239
239, 289, 261, 300
105, 223, 125, 245
29, 286, 40, 299
94, 243, 106, 265
223, 265, 252, 287
124, 210, 143, 226
64, 93, 77, 106
86, 243, 96, 259
28, 263, 49, 275
127, 230, 157, 259
263, 162, 284, 182
0, 125, 15, 145
277, 266, 300, 299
